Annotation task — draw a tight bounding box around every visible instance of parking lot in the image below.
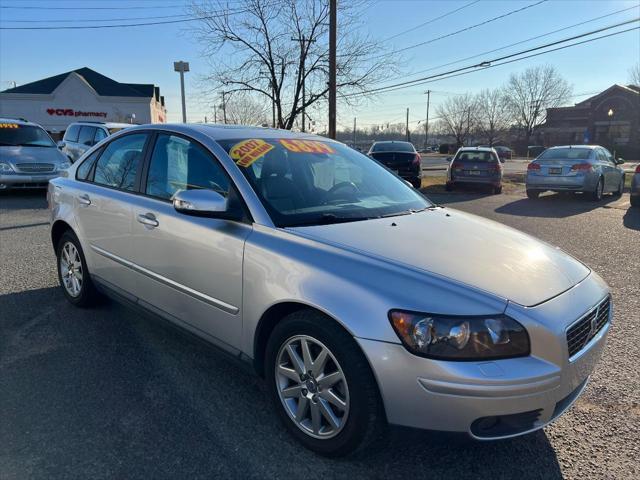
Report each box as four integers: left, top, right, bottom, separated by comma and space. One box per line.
1, 189, 638, 480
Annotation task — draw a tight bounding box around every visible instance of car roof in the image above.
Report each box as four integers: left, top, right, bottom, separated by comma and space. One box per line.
0, 117, 41, 127
118, 123, 338, 142
458, 146, 495, 152
70, 121, 132, 128
546, 145, 598, 150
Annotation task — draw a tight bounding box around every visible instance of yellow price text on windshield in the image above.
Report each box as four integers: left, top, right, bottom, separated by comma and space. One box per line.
279, 139, 335, 154
0, 123, 19, 129
230, 139, 275, 168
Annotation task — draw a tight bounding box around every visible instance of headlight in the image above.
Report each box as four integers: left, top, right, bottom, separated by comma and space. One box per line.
57, 161, 71, 171
0, 161, 15, 173
389, 310, 530, 360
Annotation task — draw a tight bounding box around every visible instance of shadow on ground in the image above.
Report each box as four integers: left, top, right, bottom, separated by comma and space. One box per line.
494, 192, 620, 218
0, 189, 48, 212
1, 287, 564, 479
623, 205, 639, 231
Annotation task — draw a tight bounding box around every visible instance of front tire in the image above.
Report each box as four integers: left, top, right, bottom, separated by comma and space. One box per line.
56, 231, 100, 307
526, 189, 540, 199
265, 310, 385, 457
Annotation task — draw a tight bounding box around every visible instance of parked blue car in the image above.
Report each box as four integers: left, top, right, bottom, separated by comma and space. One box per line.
526, 145, 625, 201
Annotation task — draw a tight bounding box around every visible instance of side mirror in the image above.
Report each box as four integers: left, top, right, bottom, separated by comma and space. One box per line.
173, 189, 231, 218
403, 179, 413, 188
446, 156, 452, 162
616, 158, 625, 165
57, 141, 65, 150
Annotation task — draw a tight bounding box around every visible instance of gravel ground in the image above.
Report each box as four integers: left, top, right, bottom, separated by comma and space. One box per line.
1, 189, 638, 480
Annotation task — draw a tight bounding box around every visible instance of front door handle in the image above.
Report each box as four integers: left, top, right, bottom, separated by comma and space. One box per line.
78, 194, 91, 206
137, 213, 159, 228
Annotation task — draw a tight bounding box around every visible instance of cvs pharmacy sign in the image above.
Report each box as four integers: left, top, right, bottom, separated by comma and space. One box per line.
46, 108, 107, 118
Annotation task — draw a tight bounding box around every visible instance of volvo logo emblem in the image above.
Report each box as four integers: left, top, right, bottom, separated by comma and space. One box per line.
589, 308, 599, 338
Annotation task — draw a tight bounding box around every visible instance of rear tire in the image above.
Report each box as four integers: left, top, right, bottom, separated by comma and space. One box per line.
493, 185, 502, 195
526, 189, 540, 199
631, 195, 639, 207
56, 231, 100, 307
265, 310, 385, 457
411, 178, 422, 189
445, 182, 453, 192
614, 175, 624, 196
591, 178, 604, 201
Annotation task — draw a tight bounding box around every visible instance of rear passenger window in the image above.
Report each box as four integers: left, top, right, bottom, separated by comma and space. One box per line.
76, 148, 102, 181
94, 128, 107, 144
78, 126, 96, 146
94, 133, 147, 191
64, 125, 81, 142
145, 134, 229, 200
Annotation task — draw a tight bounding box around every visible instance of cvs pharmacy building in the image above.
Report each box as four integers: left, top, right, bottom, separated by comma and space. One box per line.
0, 67, 166, 138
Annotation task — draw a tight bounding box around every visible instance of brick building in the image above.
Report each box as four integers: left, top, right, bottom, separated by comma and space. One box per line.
539, 84, 639, 158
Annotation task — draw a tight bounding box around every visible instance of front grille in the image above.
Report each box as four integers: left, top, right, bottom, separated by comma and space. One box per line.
566, 296, 610, 358
15, 163, 55, 173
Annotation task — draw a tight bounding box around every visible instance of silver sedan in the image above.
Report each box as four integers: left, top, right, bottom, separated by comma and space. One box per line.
526, 145, 625, 200
49, 125, 611, 456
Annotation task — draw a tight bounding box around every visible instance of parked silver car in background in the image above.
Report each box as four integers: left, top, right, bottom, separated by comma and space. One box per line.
49, 125, 611, 456
0, 117, 70, 190
59, 121, 131, 163
526, 145, 625, 200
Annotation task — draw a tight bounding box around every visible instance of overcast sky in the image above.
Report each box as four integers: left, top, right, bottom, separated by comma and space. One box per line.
1, 0, 638, 130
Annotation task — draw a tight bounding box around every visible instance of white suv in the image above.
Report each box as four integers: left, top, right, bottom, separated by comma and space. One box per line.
59, 121, 131, 163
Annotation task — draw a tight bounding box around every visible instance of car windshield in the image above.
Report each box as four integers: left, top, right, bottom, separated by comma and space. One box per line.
538, 148, 592, 160
455, 151, 497, 162
0, 123, 56, 147
370, 142, 415, 153
217, 137, 431, 228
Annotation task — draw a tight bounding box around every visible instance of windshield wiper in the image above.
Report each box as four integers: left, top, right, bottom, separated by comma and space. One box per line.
379, 207, 429, 218
288, 213, 376, 227
0, 142, 17, 146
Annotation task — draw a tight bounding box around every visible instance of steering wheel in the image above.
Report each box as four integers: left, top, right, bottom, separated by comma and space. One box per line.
323, 181, 360, 204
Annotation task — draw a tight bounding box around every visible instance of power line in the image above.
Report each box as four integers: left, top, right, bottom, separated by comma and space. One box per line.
0, 13, 194, 23
380, 0, 549, 58
0, 3, 271, 30
0, 3, 192, 10
345, 18, 639, 98
395, 4, 640, 81
382, 0, 481, 42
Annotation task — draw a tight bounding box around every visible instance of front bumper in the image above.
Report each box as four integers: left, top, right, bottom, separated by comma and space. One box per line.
357, 272, 610, 439
0, 172, 60, 189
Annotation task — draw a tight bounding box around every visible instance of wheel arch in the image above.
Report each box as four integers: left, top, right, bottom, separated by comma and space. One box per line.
51, 219, 74, 250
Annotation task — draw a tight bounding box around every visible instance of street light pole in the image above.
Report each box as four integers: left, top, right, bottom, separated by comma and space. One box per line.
173, 61, 190, 123
424, 89, 431, 149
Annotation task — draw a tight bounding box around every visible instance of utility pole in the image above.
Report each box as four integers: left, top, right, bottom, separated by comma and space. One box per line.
406, 107, 410, 142
353, 117, 356, 148
328, 0, 337, 139
214, 105, 217, 123
173, 61, 190, 123
204, 116, 207, 123
271, 79, 276, 128
424, 90, 431, 149
221, 91, 227, 124
291, 35, 317, 132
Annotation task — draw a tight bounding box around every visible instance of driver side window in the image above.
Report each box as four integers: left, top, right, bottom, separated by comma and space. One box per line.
145, 134, 230, 200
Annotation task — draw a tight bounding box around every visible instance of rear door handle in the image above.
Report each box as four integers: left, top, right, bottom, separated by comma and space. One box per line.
137, 213, 159, 228
78, 194, 91, 206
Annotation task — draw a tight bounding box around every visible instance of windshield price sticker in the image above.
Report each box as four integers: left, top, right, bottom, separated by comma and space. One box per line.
279, 139, 335, 154
0, 123, 19, 129
230, 139, 275, 167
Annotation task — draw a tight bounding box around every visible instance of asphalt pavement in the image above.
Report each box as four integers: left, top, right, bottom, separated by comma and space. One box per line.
1, 189, 638, 479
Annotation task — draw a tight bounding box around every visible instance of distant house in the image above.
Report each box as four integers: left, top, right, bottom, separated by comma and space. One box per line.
539, 84, 639, 158
0, 67, 166, 139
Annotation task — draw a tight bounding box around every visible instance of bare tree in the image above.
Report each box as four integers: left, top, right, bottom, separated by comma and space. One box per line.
502, 65, 572, 146
435, 94, 477, 147
473, 88, 510, 146
630, 62, 640, 86
223, 92, 270, 125
189, 0, 393, 130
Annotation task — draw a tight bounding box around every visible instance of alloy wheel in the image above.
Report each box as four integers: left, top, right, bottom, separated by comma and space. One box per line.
275, 335, 350, 439
60, 241, 83, 297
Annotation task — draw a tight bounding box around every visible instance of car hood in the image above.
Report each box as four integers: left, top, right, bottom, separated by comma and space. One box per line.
0, 145, 67, 164
288, 207, 590, 307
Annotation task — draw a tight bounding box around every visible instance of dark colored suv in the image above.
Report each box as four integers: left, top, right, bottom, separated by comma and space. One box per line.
367, 141, 422, 188
446, 147, 503, 194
